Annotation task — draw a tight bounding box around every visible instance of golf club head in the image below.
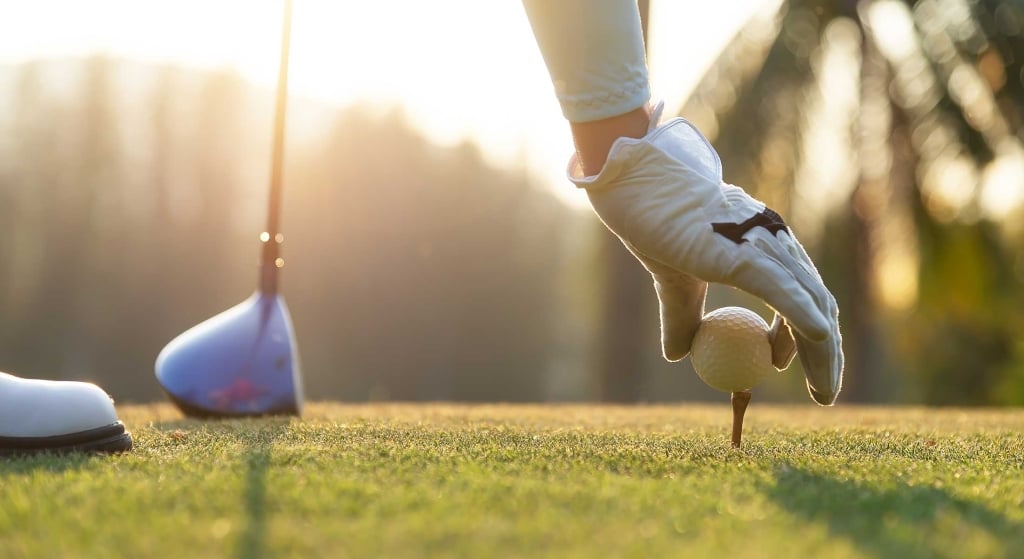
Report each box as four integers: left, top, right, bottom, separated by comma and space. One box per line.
156, 291, 304, 418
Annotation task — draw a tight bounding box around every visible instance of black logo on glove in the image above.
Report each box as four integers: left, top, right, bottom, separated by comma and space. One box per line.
711, 208, 790, 245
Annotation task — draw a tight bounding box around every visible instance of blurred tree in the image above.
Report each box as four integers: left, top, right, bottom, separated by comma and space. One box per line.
1, 57, 121, 383
0, 58, 575, 403
286, 108, 571, 401
678, 0, 1024, 403
1, 62, 56, 335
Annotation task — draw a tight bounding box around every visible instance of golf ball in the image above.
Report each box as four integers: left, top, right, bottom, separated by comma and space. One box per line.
691, 306, 774, 393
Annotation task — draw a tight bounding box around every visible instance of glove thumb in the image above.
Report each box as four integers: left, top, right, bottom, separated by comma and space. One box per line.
651, 272, 708, 361
768, 313, 797, 370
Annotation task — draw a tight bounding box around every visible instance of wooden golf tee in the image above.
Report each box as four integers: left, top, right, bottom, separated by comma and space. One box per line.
731, 390, 752, 448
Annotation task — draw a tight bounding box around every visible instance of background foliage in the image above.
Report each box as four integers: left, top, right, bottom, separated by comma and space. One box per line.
0, 0, 1022, 405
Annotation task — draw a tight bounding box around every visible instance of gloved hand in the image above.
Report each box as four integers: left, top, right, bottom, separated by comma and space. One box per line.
569, 103, 843, 405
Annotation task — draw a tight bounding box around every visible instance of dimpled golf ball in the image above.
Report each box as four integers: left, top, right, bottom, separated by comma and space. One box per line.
691, 306, 774, 393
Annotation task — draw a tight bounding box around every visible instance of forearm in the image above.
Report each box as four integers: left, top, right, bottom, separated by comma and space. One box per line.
568, 106, 651, 176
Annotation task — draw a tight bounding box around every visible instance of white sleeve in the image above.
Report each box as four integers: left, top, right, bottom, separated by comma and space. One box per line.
522, 0, 651, 123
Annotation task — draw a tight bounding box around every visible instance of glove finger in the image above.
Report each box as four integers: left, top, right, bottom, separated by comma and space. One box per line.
795, 332, 844, 405
727, 250, 831, 343
765, 233, 838, 325
747, 231, 835, 339
652, 273, 708, 361
768, 313, 796, 370
782, 233, 841, 320
620, 244, 710, 363
748, 231, 843, 403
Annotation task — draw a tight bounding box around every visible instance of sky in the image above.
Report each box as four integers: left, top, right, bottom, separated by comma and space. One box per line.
0, 0, 768, 207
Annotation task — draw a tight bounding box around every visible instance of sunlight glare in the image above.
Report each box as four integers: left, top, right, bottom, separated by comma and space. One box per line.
981, 146, 1024, 221
2, 0, 766, 210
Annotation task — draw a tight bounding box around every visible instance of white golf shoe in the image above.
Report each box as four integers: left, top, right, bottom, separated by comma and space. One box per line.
0, 372, 132, 455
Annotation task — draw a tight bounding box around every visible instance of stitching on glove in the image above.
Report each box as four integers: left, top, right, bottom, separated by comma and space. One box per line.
710, 208, 790, 245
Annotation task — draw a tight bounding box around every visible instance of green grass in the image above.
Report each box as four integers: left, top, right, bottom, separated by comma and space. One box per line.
2, 404, 1023, 558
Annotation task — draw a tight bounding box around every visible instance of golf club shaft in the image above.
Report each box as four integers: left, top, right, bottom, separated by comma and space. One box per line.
260, 0, 293, 294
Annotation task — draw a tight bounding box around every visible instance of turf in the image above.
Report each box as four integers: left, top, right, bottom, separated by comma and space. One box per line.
2, 404, 1023, 559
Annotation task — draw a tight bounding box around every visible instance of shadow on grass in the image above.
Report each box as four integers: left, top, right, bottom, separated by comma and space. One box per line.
234, 420, 296, 559
237, 444, 273, 559
763, 464, 1023, 558
152, 417, 291, 559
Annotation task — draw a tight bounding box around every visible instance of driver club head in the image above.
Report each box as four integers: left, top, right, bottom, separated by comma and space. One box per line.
156, 291, 304, 418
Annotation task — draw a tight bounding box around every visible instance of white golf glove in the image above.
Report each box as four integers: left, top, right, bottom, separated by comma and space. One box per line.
570, 103, 843, 405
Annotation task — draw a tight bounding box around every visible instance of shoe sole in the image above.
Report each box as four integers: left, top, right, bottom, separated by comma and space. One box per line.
0, 422, 133, 456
